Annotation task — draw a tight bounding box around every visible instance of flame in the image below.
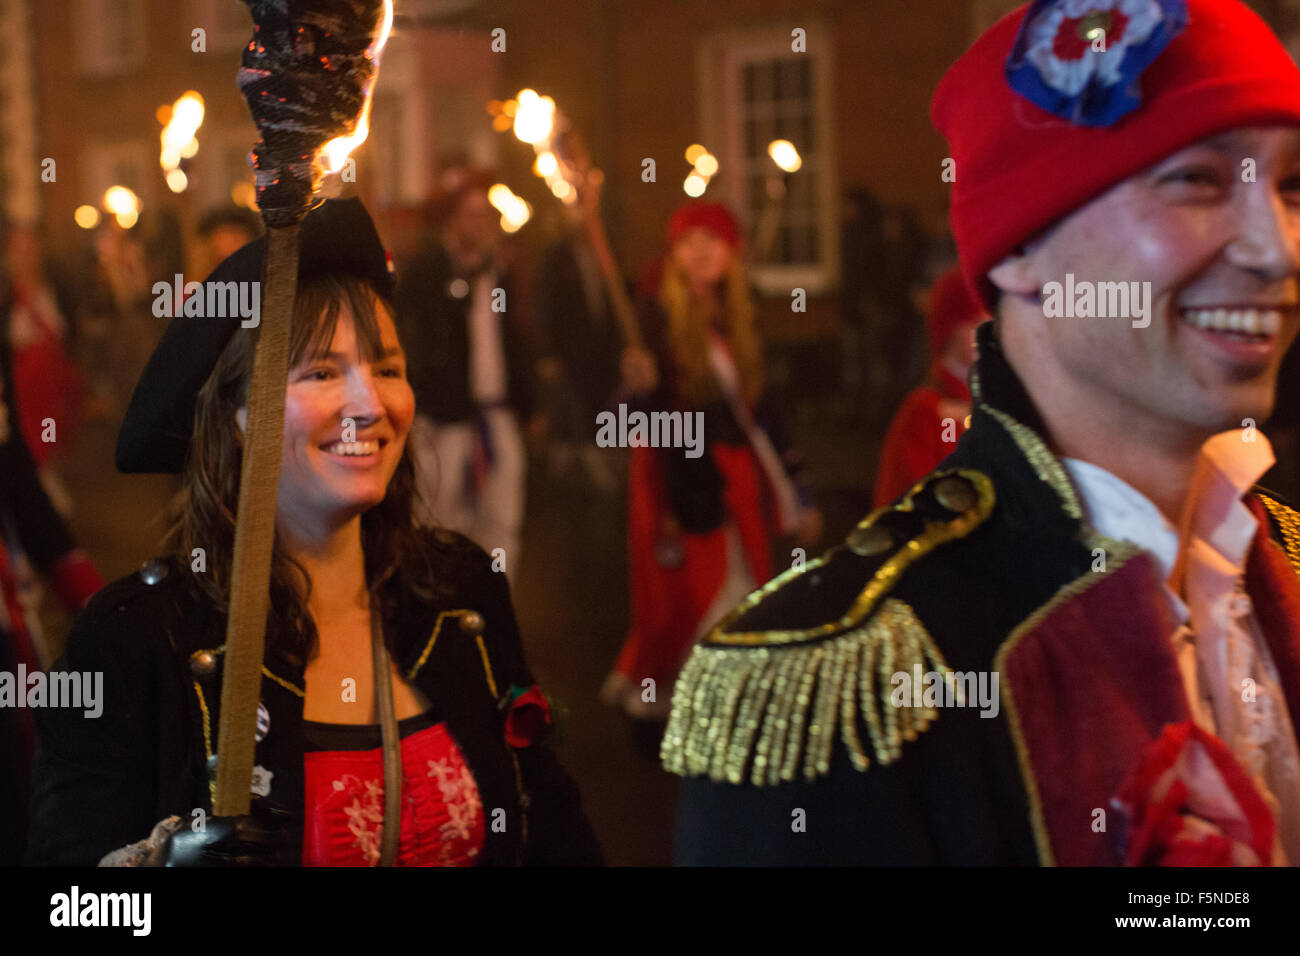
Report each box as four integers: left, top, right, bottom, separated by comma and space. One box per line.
533, 150, 558, 179
159, 90, 205, 187
488, 183, 531, 232
512, 88, 555, 146
74, 205, 101, 229
768, 139, 802, 173
103, 185, 141, 217
103, 186, 141, 229
320, 0, 395, 176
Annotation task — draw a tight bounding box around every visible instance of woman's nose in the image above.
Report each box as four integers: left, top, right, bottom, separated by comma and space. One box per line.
341, 367, 385, 420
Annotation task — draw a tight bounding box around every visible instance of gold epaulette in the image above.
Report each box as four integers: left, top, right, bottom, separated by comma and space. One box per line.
1258, 491, 1300, 576
662, 468, 995, 787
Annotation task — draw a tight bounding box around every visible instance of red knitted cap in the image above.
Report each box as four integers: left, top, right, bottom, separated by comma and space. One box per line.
932, 0, 1300, 308
668, 201, 742, 249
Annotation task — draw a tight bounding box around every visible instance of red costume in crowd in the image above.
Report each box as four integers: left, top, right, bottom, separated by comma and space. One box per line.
605, 202, 812, 719
873, 270, 983, 508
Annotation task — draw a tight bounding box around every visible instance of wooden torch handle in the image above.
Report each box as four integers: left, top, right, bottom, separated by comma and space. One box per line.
213, 223, 299, 816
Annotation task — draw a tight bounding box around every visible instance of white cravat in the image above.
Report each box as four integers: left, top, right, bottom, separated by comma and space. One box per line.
1064, 436, 1300, 864
467, 271, 507, 404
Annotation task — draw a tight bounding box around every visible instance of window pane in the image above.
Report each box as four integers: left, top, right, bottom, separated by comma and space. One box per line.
752, 61, 773, 103
778, 59, 804, 99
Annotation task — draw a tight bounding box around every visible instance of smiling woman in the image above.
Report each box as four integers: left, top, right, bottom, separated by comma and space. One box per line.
181, 270, 418, 668
26, 199, 601, 867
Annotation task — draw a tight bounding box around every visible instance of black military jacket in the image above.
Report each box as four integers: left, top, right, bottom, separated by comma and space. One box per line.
27, 531, 601, 866
395, 243, 536, 425
666, 322, 1300, 865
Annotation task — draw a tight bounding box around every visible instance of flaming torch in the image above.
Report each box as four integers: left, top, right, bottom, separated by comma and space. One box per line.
493, 88, 644, 348
215, 0, 393, 820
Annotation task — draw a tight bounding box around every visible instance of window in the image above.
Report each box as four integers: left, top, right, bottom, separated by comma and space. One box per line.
697, 23, 838, 295
74, 0, 144, 77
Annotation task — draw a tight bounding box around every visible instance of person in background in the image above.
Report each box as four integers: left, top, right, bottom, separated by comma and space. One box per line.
872, 268, 987, 507
535, 196, 622, 492
0, 271, 104, 864
601, 201, 822, 722
3, 223, 86, 515
396, 168, 539, 576
195, 206, 264, 277
75, 221, 154, 419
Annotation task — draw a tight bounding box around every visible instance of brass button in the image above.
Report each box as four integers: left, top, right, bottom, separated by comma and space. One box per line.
190, 649, 218, 681
934, 476, 977, 513
848, 523, 893, 557
139, 558, 169, 585
459, 611, 485, 636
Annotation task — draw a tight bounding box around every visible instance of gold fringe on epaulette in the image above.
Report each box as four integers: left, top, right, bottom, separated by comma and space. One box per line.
662, 599, 956, 786
1259, 493, 1300, 576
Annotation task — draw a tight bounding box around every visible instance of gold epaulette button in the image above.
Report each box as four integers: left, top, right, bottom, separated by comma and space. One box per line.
934, 475, 978, 513
848, 524, 893, 557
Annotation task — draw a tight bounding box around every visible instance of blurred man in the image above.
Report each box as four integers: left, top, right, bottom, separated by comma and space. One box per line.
666, 0, 1300, 866
872, 268, 986, 507
396, 169, 537, 573
536, 195, 622, 491
195, 206, 263, 277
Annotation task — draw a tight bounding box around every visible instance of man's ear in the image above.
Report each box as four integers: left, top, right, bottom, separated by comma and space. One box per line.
986, 246, 1041, 299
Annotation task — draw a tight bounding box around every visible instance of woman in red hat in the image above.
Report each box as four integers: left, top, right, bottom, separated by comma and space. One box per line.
601, 201, 821, 720
871, 268, 987, 508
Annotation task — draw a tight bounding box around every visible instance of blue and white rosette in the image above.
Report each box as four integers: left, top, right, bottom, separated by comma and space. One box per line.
1005, 0, 1188, 126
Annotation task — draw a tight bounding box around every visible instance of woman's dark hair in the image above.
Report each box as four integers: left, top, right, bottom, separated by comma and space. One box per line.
162, 272, 446, 665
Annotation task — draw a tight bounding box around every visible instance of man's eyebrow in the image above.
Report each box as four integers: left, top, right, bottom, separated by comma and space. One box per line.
1187, 133, 1240, 153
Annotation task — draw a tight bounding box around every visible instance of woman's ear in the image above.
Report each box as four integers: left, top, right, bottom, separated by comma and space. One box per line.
235, 407, 247, 441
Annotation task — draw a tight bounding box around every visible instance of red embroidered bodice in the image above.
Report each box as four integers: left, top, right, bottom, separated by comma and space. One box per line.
302, 712, 485, 866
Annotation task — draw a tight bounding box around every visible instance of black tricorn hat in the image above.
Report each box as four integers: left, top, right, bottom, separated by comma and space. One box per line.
116, 197, 395, 474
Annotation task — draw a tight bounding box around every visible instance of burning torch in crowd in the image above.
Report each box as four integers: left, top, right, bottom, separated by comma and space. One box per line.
215, 0, 393, 819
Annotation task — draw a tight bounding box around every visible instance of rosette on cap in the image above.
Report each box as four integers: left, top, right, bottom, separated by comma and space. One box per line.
1005, 0, 1188, 127
238, 0, 390, 227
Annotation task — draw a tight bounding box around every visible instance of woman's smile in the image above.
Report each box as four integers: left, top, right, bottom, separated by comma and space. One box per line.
319, 437, 390, 463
